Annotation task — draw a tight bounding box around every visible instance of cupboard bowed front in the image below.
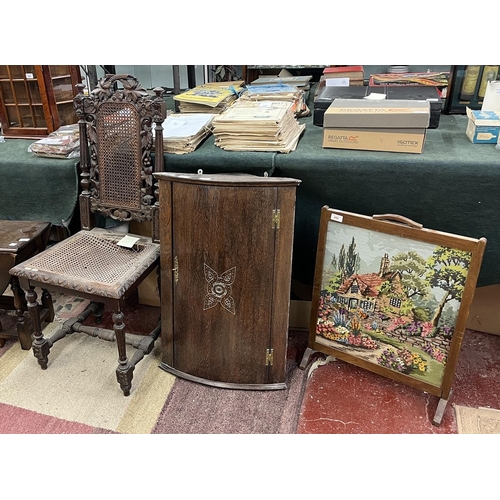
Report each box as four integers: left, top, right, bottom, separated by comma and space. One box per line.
155, 172, 301, 390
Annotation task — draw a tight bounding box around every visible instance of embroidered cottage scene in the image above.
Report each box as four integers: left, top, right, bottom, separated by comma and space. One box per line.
315, 224, 472, 387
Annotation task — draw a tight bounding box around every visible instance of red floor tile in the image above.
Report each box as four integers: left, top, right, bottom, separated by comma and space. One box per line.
296, 329, 500, 433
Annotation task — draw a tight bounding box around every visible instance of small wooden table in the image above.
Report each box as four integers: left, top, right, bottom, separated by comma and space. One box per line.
0, 220, 52, 349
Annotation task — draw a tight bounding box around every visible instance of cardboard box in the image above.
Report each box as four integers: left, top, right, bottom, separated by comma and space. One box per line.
314, 86, 441, 128
129, 219, 160, 307
466, 285, 500, 335
465, 107, 500, 144
313, 86, 369, 126
323, 127, 426, 153
385, 86, 442, 129
136, 265, 160, 307
324, 99, 430, 129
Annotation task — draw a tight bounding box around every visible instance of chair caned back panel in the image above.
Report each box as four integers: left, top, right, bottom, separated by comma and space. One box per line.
74, 74, 165, 231
97, 102, 142, 210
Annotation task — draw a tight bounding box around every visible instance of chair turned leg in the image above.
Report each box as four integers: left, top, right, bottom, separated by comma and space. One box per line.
113, 311, 133, 396
26, 287, 50, 369
92, 302, 105, 324
11, 276, 32, 350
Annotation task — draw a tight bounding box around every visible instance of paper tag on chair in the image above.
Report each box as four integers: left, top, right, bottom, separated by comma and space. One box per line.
117, 235, 140, 249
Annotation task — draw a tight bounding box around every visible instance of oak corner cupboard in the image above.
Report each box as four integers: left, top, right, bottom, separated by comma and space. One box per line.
155, 171, 301, 390
0, 65, 81, 138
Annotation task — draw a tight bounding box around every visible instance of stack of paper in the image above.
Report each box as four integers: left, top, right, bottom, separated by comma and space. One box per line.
154, 113, 214, 154
249, 75, 313, 91
239, 83, 309, 117
174, 83, 242, 114
28, 124, 80, 159
211, 100, 305, 153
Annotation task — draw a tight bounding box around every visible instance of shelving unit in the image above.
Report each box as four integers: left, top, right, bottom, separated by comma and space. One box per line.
0, 65, 81, 138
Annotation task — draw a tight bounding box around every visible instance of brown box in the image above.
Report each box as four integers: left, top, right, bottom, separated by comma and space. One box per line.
466, 285, 500, 335
323, 127, 426, 153
129, 219, 160, 307
323, 98, 430, 129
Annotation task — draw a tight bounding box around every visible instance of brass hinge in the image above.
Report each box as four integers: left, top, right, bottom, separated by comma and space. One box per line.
265, 348, 274, 366
272, 209, 280, 229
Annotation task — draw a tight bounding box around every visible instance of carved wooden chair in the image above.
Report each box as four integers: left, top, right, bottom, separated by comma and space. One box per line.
9, 74, 165, 396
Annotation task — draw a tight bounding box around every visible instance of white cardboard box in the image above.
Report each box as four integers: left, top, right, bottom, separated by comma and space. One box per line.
465, 107, 500, 144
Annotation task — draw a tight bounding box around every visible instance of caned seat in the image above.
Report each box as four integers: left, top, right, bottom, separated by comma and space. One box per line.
9, 74, 166, 396
20, 229, 160, 299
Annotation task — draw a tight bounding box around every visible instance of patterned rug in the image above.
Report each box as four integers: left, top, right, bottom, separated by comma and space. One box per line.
0, 293, 309, 434
454, 405, 500, 434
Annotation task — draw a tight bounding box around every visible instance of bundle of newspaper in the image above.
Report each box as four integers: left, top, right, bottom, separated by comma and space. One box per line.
239, 83, 310, 117
249, 74, 313, 91
154, 113, 214, 154
174, 82, 243, 114
212, 100, 305, 153
28, 124, 80, 159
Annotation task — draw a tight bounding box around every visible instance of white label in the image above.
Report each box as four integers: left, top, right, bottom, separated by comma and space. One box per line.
330, 213, 343, 223
326, 77, 350, 87
117, 235, 140, 249
25, 73, 34, 79
18, 238, 30, 242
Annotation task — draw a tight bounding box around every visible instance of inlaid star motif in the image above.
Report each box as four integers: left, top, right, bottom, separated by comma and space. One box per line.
203, 263, 236, 315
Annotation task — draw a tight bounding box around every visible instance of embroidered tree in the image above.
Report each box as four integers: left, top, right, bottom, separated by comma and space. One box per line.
426, 246, 472, 328
331, 253, 338, 270
345, 237, 360, 277
327, 238, 360, 293
326, 245, 345, 293
338, 244, 346, 278
390, 251, 431, 300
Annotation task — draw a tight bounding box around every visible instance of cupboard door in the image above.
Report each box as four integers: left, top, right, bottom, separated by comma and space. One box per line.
40, 65, 81, 131
170, 182, 278, 386
0, 65, 80, 138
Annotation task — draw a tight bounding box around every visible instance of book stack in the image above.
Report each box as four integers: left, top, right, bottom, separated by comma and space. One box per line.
239, 83, 309, 117
211, 100, 305, 153
156, 113, 214, 154
173, 83, 243, 114
320, 65, 365, 87
368, 72, 449, 87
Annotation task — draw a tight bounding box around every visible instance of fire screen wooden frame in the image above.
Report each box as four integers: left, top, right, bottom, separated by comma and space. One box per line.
300, 206, 487, 425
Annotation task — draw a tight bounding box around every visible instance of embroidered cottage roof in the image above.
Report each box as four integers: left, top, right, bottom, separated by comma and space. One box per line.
337, 254, 403, 299
337, 273, 383, 297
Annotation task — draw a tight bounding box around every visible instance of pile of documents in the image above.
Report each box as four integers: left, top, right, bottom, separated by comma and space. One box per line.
239, 83, 310, 117
249, 68, 313, 92
155, 113, 214, 154
174, 83, 243, 114
28, 124, 80, 159
211, 100, 305, 153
